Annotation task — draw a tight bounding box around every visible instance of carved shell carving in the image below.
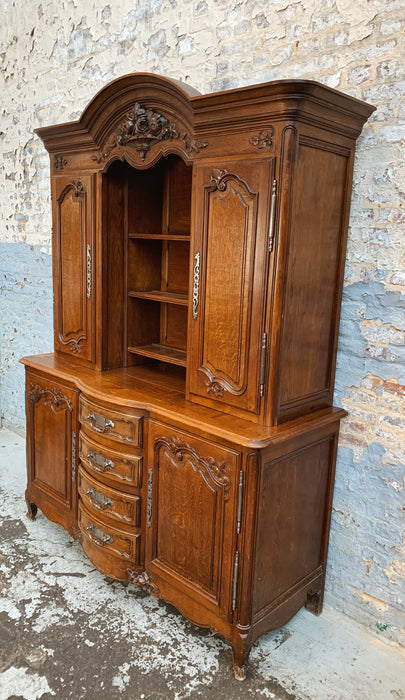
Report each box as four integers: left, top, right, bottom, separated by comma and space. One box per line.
92, 103, 208, 163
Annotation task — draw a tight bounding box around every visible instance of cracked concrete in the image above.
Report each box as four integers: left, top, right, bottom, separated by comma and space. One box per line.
0, 428, 404, 700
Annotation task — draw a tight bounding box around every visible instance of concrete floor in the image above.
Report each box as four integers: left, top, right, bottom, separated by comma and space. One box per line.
0, 427, 404, 700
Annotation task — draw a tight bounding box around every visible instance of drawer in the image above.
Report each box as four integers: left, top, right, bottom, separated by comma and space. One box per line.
78, 467, 140, 527
79, 503, 140, 570
79, 432, 142, 488
79, 395, 143, 447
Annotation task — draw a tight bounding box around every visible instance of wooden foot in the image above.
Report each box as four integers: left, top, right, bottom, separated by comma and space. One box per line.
306, 587, 324, 616
232, 631, 251, 682
233, 663, 246, 681
25, 491, 38, 521
26, 500, 38, 521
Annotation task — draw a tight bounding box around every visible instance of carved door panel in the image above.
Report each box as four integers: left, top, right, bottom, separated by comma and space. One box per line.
145, 421, 240, 623
25, 370, 79, 538
188, 159, 275, 419
52, 175, 95, 362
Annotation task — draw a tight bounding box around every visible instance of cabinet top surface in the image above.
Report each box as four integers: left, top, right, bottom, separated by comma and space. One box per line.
21, 354, 345, 450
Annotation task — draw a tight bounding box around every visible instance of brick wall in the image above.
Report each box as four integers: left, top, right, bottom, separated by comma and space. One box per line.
1, 0, 403, 645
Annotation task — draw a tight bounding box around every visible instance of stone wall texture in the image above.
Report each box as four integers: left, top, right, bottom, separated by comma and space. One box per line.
1, 0, 404, 646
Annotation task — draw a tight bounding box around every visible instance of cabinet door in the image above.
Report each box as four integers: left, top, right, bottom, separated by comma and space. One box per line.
145, 421, 240, 625
25, 370, 79, 538
53, 175, 95, 362
188, 159, 274, 419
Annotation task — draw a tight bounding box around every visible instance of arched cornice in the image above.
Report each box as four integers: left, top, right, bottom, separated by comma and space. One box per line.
35, 73, 201, 167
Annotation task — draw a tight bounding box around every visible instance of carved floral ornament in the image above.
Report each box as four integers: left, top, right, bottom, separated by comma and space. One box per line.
93, 103, 208, 163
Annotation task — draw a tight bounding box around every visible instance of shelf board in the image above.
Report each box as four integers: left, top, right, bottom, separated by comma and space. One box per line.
128, 290, 189, 306
128, 344, 187, 367
129, 233, 190, 241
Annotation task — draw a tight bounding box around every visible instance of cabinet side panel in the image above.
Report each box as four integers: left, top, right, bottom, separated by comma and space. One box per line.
253, 437, 333, 616
276, 142, 349, 419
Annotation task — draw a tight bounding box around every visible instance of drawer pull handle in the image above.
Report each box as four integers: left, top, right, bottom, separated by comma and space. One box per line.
87, 488, 113, 511
87, 451, 115, 473
86, 523, 113, 547
87, 411, 115, 434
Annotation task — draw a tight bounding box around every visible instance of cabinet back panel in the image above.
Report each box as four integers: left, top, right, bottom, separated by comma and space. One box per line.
127, 298, 160, 349
129, 239, 162, 292
164, 241, 190, 294
161, 305, 188, 349
277, 144, 348, 416
165, 156, 192, 234
128, 165, 164, 234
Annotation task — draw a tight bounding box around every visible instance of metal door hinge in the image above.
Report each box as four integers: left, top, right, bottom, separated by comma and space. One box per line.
259, 332, 267, 398
71, 431, 77, 482
268, 179, 277, 253
147, 468, 153, 527
236, 470, 243, 535
232, 551, 239, 611
86, 245, 92, 299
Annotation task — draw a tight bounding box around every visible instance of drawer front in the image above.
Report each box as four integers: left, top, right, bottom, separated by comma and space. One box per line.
79, 432, 142, 488
78, 467, 140, 527
79, 503, 140, 563
79, 396, 143, 447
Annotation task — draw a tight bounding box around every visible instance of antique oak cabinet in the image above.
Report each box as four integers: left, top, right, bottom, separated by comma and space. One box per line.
21, 74, 374, 679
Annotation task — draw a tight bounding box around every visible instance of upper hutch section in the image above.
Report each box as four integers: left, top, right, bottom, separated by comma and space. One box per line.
36, 73, 374, 426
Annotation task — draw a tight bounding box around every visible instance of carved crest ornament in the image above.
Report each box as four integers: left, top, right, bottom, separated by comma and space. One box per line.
93, 103, 208, 163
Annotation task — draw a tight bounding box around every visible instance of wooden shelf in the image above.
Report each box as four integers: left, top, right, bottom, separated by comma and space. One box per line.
129, 233, 190, 241
128, 290, 188, 306
128, 344, 187, 367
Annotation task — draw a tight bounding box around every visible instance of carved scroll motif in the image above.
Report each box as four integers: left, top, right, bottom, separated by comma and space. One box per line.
58, 336, 85, 354
209, 169, 229, 191
28, 385, 73, 411
156, 435, 231, 497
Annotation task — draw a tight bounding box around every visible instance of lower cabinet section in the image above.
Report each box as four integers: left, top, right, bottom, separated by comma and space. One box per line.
25, 369, 79, 539
144, 421, 241, 629
23, 362, 343, 679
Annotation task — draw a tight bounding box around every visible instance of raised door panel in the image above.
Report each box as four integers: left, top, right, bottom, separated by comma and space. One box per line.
53, 175, 95, 362
188, 159, 274, 419
146, 421, 240, 623
25, 370, 79, 537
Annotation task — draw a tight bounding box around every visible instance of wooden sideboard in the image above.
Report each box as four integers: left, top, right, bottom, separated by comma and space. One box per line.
21, 73, 374, 679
